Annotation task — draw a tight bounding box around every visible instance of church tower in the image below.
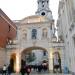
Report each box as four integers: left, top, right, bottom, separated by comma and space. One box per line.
36, 0, 53, 20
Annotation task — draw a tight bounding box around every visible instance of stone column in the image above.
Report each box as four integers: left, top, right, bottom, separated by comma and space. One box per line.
0, 48, 7, 67
37, 28, 42, 40
16, 53, 21, 73
48, 48, 53, 72
61, 47, 65, 70
48, 27, 52, 39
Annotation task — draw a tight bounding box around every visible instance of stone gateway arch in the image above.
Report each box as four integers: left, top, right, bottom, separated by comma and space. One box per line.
5, 0, 64, 73
6, 15, 64, 72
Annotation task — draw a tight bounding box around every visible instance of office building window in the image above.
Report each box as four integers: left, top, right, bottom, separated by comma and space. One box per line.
73, 37, 75, 47
8, 25, 11, 32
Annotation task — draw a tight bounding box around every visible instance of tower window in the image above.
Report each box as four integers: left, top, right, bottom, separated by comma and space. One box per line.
42, 1, 44, 4
38, 2, 39, 4
47, 1, 48, 3
41, 12, 45, 16
42, 5, 44, 7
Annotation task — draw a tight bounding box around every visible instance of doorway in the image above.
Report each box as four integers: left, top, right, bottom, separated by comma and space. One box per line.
10, 53, 16, 72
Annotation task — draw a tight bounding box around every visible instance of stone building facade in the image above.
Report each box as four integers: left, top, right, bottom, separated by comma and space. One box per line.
57, 0, 75, 73
0, 0, 64, 72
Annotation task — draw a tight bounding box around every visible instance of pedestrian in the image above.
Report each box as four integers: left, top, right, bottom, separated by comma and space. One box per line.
7, 65, 12, 75
26, 65, 31, 75
2, 65, 7, 75
20, 66, 25, 75
58, 54, 62, 73
64, 66, 69, 74
37, 65, 42, 73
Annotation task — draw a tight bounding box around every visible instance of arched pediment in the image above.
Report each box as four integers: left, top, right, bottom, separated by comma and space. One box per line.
20, 15, 49, 24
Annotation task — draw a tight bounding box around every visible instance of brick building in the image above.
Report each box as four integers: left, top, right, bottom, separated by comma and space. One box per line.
0, 9, 16, 67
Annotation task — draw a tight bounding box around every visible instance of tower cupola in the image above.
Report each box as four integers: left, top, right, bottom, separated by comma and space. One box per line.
36, 0, 53, 20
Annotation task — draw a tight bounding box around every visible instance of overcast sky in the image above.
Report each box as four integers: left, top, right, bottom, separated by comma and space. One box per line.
0, 0, 59, 22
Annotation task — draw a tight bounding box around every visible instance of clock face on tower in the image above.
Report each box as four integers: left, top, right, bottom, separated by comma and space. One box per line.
41, 12, 45, 16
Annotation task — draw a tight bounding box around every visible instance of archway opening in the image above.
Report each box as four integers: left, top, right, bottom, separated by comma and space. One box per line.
10, 53, 16, 72
53, 51, 62, 73
21, 46, 49, 73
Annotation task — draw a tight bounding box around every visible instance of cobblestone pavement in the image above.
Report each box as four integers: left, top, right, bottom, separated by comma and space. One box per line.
10, 73, 72, 75
0, 71, 72, 75
0, 73, 72, 75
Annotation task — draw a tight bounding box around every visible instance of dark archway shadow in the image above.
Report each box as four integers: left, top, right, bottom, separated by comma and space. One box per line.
10, 53, 16, 72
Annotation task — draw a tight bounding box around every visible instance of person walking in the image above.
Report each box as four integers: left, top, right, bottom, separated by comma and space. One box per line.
20, 66, 25, 75
2, 65, 7, 75
26, 65, 31, 75
7, 65, 12, 75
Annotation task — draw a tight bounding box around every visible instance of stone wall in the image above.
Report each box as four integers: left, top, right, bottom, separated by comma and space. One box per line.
0, 49, 7, 68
